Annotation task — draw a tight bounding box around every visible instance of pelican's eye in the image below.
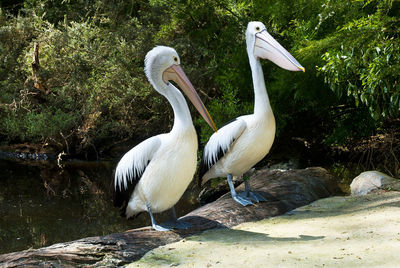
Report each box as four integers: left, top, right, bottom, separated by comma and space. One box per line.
256, 26, 260, 31
173, 56, 178, 63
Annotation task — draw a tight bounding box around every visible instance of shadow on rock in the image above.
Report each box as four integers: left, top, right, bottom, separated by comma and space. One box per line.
186, 228, 325, 244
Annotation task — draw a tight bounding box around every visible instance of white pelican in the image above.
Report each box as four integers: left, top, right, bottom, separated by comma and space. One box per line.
113, 46, 217, 231
199, 21, 304, 206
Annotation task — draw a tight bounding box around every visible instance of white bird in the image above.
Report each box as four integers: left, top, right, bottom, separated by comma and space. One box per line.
199, 21, 304, 206
113, 46, 217, 231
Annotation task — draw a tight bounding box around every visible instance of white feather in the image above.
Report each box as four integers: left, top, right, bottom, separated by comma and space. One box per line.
200, 22, 279, 184
113, 46, 201, 218
203, 119, 246, 167
125, 128, 197, 217
114, 136, 161, 191
201, 112, 275, 184
144, 46, 178, 90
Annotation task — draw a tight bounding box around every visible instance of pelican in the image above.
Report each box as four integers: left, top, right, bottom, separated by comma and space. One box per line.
199, 21, 304, 206
113, 46, 217, 231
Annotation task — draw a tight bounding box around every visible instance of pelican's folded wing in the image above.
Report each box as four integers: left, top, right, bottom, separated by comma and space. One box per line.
112, 136, 161, 214
198, 118, 246, 185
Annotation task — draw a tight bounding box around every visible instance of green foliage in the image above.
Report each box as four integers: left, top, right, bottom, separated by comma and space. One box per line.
2, 109, 79, 142
323, 106, 376, 145
318, 0, 400, 121
195, 84, 252, 144
0, 0, 399, 157
0, 7, 168, 154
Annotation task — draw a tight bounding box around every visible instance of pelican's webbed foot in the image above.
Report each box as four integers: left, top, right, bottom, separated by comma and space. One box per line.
232, 193, 254, 206
152, 223, 171, 232
238, 179, 266, 203
148, 206, 192, 231
161, 207, 192, 230
227, 174, 253, 206
160, 219, 192, 230
238, 190, 266, 203
147, 203, 172, 231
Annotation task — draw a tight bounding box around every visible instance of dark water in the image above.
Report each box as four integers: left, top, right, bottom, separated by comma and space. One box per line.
0, 159, 200, 254
0, 156, 362, 255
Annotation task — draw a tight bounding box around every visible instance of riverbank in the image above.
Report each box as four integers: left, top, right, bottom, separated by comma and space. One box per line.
132, 190, 400, 267
0, 167, 339, 266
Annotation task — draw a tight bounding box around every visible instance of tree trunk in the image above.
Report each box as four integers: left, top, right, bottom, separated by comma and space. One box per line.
0, 167, 341, 267
32, 42, 49, 95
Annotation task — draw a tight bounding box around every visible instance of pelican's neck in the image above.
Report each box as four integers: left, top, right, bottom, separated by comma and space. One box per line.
248, 54, 271, 116
155, 80, 194, 134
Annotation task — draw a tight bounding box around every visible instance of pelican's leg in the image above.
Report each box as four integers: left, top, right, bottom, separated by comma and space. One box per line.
162, 206, 192, 230
227, 173, 253, 206
146, 203, 170, 232
238, 179, 267, 202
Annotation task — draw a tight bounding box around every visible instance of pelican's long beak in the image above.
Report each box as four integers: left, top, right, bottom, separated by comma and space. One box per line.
254, 30, 305, 72
163, 64, 218, 132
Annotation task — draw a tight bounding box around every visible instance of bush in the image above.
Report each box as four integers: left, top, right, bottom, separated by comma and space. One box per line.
0, 9, 169, 155
1, 0, 399, 158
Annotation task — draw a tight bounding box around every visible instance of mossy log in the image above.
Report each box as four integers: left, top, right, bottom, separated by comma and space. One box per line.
0, 167, 341, 267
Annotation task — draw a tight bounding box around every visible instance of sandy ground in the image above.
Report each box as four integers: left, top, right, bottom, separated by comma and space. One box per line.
129, 191, 400, 267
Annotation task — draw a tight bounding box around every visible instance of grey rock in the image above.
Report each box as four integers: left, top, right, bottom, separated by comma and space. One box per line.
350, 171, 400, 196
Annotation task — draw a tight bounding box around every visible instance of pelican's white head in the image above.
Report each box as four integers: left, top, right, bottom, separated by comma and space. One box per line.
144, 46, 217, 132
144, 46, 180, 89
246, 21, 304, 72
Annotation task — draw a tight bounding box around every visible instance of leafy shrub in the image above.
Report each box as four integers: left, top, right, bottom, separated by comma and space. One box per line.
0, 9, 169, 155
1, 0, 399, 158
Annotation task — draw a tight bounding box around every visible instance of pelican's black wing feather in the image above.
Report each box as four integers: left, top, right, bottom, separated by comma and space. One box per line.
198, 118, 246, 186
111, 161, 149, 217
111, 136, 161, 218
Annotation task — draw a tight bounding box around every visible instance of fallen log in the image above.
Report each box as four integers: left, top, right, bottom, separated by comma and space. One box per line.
0, 167, 341, 267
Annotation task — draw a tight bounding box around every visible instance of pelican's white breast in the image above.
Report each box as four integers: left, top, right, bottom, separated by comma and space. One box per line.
210, 112, 275, 177
126, 127, 197, 216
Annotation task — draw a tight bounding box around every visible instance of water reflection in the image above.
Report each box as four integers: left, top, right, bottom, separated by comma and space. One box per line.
0, 159, 200, 254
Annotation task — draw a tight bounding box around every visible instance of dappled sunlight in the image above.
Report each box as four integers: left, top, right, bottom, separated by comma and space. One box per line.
133, 192, 400, 267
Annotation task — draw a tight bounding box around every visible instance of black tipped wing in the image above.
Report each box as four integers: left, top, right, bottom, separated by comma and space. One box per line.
198, 144, 227, 186
112, 165, 147, 217
198, 118, 246, 186
112, 136, 161, 217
